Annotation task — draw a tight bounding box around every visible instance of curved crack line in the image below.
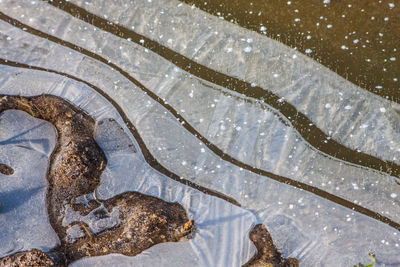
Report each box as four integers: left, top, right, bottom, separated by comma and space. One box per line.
39, 0, 400, 179
1, 11, 399, 230
197, 79, 394, 177
0, 10, 396, 186
1, 58, 400, 233
0, 59, 239, 207
0, 12, 393, 192
0, 94, 195, 264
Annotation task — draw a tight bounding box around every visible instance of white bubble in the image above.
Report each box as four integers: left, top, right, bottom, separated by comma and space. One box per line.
244, 46, 252, 53
352, 183, 359, 190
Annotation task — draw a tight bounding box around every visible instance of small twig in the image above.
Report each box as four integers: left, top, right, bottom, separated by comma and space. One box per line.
99, 161, 103, 170
16, 98, 35, 117
80, 223, 93, 241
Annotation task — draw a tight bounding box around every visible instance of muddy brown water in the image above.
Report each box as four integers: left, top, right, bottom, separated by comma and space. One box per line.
180, 0, 400, 101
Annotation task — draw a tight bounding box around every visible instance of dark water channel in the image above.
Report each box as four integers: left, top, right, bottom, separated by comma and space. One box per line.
181, 0, 400, 101
0, 0, 400, 266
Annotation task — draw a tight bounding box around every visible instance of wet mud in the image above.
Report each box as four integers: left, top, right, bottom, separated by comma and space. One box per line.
244, 224, 298, 267
64, 192, 194, 262
0, 163, 13, 175
0, 249, 55, 266
0, 94, 297, 266
0, 94, 194, 266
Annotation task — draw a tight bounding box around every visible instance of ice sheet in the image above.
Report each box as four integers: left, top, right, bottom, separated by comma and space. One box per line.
0, 67, 256, 266
0, 110, 59, 257
0, 1, 399, 266
0, 4, 399, 226
69, 0, 400, 165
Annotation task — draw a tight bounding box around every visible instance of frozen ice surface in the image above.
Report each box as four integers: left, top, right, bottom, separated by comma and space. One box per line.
1, 4, 399, 225
71, 243, 200, 267
69, 0, 400, 166
0, 67, 256, 266
0, 0, 400, 266
0, 110, 59, 257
